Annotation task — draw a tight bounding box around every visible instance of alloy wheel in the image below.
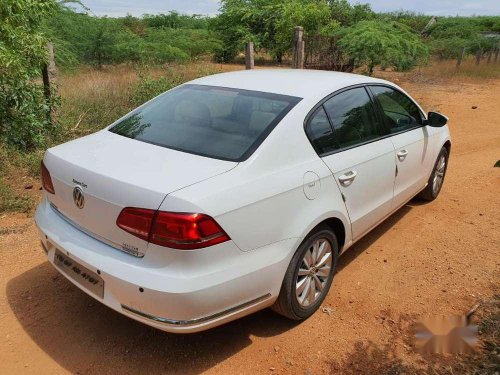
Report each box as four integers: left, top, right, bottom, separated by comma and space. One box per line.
432, 154, 446, 196
295, 238, 333, 307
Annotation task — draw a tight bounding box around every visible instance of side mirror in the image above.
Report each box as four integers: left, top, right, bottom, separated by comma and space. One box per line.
426, 111, 448, 127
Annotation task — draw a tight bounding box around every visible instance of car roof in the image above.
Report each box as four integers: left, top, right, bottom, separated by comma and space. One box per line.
188, 69, 391, 102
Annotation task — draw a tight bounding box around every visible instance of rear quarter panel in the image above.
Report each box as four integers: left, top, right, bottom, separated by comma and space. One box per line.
162, 103, 352, 254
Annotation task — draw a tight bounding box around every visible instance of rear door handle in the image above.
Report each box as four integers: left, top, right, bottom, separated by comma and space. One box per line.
397, 149, 408, 160
338, 170, 357, 186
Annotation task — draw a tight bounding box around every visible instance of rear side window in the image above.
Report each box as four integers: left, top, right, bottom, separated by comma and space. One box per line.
306, 106, 337, 154
109, 85, 301, 161
369, 86, 423, 134
322, 87, 381, 151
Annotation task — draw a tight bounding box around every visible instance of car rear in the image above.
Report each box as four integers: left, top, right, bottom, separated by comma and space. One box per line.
35, 82, 302, 332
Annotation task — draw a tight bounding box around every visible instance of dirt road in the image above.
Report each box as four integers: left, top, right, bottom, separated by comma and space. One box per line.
1, 77, 499, 374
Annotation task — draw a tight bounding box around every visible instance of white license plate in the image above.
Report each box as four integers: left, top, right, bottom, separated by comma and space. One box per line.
54, 250, 104, 298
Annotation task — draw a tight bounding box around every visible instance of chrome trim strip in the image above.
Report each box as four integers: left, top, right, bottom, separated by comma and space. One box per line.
121, 293, 272, 326
49, 202, 145, 258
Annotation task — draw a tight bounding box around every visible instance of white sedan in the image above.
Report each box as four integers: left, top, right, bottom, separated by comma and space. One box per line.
35, 69, 451, 333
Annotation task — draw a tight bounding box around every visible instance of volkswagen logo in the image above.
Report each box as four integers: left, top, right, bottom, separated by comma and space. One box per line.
73, 186, 85, 209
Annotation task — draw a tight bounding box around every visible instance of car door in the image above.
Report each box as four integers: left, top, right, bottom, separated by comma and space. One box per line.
305, 86, 396, 241
368, 85, 429, 210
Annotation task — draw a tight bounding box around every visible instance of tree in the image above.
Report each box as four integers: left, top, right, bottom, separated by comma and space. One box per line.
211, 0, 335, 62
274, 0, 332, 60
328, 0, 375, 26
87, 19, 116, 69
210, 0, 282, 62
0, 0, 58, 149
382, 11, 431, 34
338, 20, 428, 75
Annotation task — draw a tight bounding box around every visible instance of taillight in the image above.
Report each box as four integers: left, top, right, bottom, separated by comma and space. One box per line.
116, 208, 230, 250
116, 208, 155, 241
150, 212, 230, 249
41, 161, 55, 194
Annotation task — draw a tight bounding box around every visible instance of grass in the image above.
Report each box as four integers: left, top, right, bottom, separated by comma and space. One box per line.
57, 65, 137, 139
0, 181, 34, 214
0, 145, 35, 213
423, 58, 500, 80
373, 57, 500, 85
57, 62, 244, 139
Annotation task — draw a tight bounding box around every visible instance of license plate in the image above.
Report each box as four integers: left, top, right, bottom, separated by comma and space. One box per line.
54, 250, 104, 298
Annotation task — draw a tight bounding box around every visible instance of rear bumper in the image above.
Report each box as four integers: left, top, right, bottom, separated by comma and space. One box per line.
35, 197, 296, 333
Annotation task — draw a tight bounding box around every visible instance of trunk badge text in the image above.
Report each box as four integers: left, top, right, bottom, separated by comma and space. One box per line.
72, 178, 87, 188
73, 186, 85, 209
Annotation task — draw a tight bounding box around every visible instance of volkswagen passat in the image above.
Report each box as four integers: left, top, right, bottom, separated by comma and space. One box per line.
36, 70, 451, 333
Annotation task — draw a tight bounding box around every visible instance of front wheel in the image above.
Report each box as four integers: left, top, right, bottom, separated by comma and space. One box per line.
418, 146, 449, 201
272, 226, 338, 320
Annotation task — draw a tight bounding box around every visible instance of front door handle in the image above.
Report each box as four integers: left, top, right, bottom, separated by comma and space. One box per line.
397, 149, 409, 160
338, 170, 357, 186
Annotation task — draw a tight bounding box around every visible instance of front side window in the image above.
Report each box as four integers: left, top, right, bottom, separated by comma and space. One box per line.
109, 85, 301, 161
370, 86, 423, 134
322, 87, 381, 151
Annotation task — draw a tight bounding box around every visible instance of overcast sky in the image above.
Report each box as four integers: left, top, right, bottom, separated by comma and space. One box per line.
78, 0, 500, 17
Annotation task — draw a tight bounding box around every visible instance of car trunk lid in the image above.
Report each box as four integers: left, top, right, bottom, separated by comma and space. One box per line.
44, 130, 237, 257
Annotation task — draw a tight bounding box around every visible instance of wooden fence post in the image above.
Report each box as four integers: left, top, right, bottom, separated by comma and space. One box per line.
475, 48, 482, 65
245, 42, 254, 70
292, 26, 304, 69
456, 46, 466, 68
42, 42, 57, 124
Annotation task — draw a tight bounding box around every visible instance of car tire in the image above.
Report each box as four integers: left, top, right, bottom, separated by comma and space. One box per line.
418, 146, 449, 202
272, 225, 339, 320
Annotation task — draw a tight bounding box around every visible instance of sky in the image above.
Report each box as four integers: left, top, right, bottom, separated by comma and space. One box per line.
77, 0, 500, 17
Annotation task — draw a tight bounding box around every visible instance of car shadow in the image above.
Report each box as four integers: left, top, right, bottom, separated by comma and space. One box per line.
6, 200, 418, 374
6, 261, 299, 374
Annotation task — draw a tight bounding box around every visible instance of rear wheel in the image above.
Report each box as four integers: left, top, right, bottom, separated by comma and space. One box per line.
272, 226, 338, 320
418, 147, 449, 201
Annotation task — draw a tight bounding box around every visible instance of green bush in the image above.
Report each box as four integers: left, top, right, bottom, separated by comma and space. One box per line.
112, 38, 189, 64
143, 12, 210, 30
0, 0, 58, 150
430, 37, 470, 59
146, 28, 222, 60
45, 8, 222, 68
427, 17, 500, 58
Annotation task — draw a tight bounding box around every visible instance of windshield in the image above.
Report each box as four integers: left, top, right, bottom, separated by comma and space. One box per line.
109, 84, 301, 161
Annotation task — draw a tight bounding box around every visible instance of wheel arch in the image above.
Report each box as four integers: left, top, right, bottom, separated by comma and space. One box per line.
300, 215, 348, 253
443, 140, 451, 154
317, 217, 346, 252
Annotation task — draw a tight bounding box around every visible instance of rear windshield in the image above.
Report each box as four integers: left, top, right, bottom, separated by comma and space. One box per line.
109, 84, 301, 161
